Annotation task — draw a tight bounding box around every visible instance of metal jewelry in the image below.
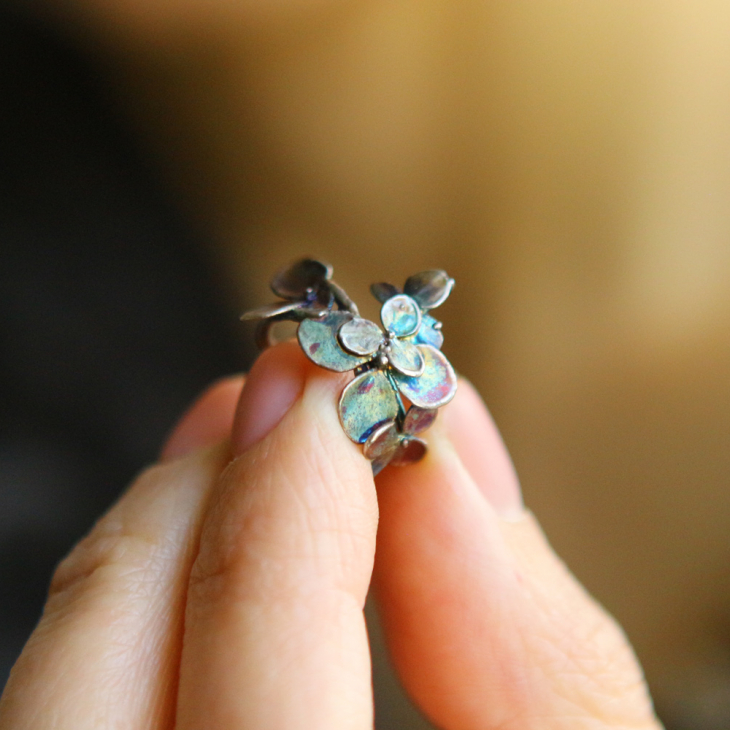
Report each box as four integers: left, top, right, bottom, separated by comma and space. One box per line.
241, 259, 457, 474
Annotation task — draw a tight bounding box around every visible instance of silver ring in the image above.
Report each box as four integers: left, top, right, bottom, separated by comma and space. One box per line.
242, 258, 457, 474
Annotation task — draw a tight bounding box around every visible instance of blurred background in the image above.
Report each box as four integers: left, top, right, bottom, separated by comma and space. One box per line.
1, 1, 729, 728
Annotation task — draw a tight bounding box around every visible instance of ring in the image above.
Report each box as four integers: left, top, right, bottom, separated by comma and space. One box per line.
241, 258, 457, 474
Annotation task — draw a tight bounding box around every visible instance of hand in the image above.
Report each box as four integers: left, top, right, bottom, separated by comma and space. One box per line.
0, 342, 663, 729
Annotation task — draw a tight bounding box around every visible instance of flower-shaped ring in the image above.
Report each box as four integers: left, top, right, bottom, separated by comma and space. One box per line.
241, 259, 457, 474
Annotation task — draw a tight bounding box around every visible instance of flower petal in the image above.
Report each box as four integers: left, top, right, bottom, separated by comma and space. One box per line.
365, 422, 428, 472
388, 337, 424, 377
390, 436, 428, 466
339, 370, 400, 443
298, 312, 369, 372
271, 258, 332, 300
363, 420, 403, 475
240, 300, 305, 321
370, 455, 394, 476
370, 282, 401, 303
394, 344, 457, 409
381, 294, 421, 337
363, 419, 400, 462
411, 313, 444, 349
402, 405, 438, 435
338, 317, 383, 356
404, 270, 454, 310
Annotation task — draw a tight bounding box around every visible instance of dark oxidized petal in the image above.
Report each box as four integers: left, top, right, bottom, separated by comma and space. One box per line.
402, 405, 438, 435
240, 300, 304, 321
338, 317, 383, 356
288, 304, 331, 322
271, 258, 333, 300
366, 423, 429, 473
381, 294, 421, 338
388, 337, 424, 377
370, 282, 401, 304
313, 287, 336, 309
411, 313, 444, 349
339, 370, 399, 444
298, 312, 369, 372
390, 436, 428, 466
403, 270, 454, 310
394, 344, 457, 409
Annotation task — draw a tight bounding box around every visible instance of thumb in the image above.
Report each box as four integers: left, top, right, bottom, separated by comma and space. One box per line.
175, 341, 379, 730
373, 380, 662, 730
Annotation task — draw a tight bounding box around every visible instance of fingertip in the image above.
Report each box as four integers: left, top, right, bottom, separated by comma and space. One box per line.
230, 341, 309, 455
161, 375, 245, 462
441, 378, 524, 520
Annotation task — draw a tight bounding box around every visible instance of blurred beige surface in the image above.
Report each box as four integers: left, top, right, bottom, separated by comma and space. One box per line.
57, 1, 730, 726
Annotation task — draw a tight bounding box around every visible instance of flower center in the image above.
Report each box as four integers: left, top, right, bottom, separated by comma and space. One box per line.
376, 333, 396, 369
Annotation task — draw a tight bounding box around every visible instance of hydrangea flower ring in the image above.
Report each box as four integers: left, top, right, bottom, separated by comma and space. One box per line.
241, 259, 457, 474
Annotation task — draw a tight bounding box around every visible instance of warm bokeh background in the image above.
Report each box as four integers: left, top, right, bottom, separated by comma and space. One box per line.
3, 2, 730, 728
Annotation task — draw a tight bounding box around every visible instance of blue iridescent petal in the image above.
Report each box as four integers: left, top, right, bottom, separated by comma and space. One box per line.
411, 314, 444, 349
381, 294, 421, 338
298, 312, 369, 372
339, 370, 399, 443
394, 345, 457, 409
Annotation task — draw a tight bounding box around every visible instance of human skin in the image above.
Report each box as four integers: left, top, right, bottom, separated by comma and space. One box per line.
0, 342, 662, 729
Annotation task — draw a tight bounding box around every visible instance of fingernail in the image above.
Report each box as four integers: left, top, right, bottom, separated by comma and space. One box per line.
442, 379, 524, 521
161, 376, 245, 461
231, 341, 308, 456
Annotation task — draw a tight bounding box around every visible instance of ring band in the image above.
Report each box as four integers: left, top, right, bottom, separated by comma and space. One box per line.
242, 259, 457, 474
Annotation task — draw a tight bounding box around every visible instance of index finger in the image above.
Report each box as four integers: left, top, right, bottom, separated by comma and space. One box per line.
175, 343, 379, 730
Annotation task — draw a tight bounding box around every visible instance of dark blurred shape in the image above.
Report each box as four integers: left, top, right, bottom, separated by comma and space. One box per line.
656, 663, 730, 730
0, 8, 243, 687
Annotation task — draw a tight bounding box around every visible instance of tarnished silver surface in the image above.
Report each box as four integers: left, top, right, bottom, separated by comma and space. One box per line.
389, 437, 428, 467
404, 270, 455, 310
271, 258, 333, 302
241, 258, 457, 473
363, 419, 429, 474
402, 405, 438, 435
240, 301, 303, 321
298, 312, 369, 372
363, 420, 400, 461
370, 281, 401, 304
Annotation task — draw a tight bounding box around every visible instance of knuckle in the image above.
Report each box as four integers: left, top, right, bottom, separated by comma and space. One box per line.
49, 529, 155, 604
47, 464, 176, 611
185, 447, 376, 615
185, 501, 303, 611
